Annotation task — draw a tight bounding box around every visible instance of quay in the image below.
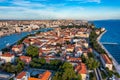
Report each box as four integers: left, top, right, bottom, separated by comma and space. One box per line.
97, 30, 120, 74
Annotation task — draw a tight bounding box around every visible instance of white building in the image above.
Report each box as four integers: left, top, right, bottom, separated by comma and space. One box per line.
0, 53, 15, 63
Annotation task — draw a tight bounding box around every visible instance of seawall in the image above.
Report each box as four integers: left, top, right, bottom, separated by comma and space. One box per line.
97, 30, 120, 74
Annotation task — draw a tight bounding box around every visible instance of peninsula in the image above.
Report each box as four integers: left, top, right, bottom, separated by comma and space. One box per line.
0, 21, 120, 80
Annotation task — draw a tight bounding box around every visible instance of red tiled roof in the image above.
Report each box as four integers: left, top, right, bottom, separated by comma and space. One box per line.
75, 63, 87, 74
78, 63, 87, 74
23, 38, 30, 43
39, 70, 51, 80
68, 57, 81, 62
20, 56, 31, 60
12, 44, 23, 49
101, 54, 112, 64
1, 53, 14, 57
28, 77, 40, 80
16, 71, 26, 79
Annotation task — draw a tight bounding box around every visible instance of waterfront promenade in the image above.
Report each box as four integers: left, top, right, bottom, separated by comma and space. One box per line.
97, 30, 120, 74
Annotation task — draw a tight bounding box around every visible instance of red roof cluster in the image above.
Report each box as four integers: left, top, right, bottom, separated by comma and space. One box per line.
75, 63, 87, 74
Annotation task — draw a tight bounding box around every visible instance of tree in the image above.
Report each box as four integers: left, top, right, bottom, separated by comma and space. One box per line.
15, 60, 25, 73
77, 74, 82, 80
52, 62, 77, 80
88, 52, 94, 58
16, 64, 23, 73
86, 58, 100, 70
89, 72, 96, 80
81, 54, 87, 63
61, 62, 73, 69
26, 45, 39, 57
62, 68, 76, 80
50, 60, 61, 66
2, 62, 16, 73
38, 58, 46, 65
52, 72, 62, 80
61, 62, 76, 80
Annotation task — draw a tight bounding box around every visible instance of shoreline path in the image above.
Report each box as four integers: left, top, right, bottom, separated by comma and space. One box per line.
97, 30, 120, 74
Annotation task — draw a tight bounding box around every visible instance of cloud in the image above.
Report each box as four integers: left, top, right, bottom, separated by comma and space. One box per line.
0, 0, 120, 20
87, 0, 101, 3
0, 0, 6, 2
11, 0, 46, 8
0, 6, 27, 11
66, 0, 101, 3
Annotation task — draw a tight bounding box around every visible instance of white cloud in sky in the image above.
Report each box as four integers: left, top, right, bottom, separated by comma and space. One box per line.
11, 0, 46, 8
0, 0, 6, 2
67, 0, 101, 3
0, 4, 119, 20
0, 0, 120, 20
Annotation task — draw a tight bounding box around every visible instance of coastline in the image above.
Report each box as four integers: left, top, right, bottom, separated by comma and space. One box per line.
0, 28, 41, 38
97, 30, 120, 74
0, 28, 53, 51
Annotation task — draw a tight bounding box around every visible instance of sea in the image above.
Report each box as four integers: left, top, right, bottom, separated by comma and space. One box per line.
0, 28, 52, 50
93, 20, 120, 64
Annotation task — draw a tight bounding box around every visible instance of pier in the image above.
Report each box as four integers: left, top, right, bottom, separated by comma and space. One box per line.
101, 42, 118, 45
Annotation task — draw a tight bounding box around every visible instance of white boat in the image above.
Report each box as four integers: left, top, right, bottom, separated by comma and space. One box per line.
6, 43, 10, 47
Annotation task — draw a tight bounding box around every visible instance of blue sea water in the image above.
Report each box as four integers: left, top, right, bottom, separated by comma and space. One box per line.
0, 28, 52, 50
93, 20, 120, 64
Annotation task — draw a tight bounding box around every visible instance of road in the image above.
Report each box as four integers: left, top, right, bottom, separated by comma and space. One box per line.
93, 50, 103, 80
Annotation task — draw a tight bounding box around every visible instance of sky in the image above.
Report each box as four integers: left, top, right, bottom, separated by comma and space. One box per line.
0, 0, 120, 20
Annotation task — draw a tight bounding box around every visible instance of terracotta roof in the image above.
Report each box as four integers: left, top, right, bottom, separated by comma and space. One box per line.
66, 44, 74, 49
28, 77, 40, 80
20, 56, 31, 60
16, 71, 26, 79
101, 54, 112, 64
39, 70, 51, 80
75, 63, 87, 74
68, 57, 81, 62
12, 44, 23, 49
1, 53, 14, 57
78, 63, 87, 74
23, 38, 30, 43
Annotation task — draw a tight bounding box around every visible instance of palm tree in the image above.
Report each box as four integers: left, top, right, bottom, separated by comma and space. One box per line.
86, 58, 100, 70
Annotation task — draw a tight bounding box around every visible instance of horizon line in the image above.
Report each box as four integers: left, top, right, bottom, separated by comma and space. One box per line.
0, 19, 120, 21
